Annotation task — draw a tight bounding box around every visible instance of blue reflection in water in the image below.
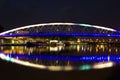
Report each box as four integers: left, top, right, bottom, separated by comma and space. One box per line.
3, 53, 120, 62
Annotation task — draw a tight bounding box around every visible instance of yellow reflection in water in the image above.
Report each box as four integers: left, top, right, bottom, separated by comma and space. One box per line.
93, 62, 114, 69
0, 44, 119, 55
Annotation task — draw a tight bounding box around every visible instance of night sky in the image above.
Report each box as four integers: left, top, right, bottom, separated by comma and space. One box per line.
0, 0, 120, 30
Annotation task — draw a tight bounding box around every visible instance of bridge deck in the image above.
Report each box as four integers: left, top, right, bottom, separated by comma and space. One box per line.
0, 33, 120, 37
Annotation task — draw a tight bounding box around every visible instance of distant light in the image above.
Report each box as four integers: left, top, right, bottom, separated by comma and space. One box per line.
93, 62, 114, 69
5, 56, 10, 61
50, 40, 58, 43
50, 47, 58, 51
48, 66, 63, 71
0, 54, 6, 59
79, 24, 92, 27
10, 58, 16, 63
79, 64, 91, 70
64, 66, 73, 71
107, 34, 110, 36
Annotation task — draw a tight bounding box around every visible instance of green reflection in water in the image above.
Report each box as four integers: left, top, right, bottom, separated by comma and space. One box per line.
79, 64, 91, 70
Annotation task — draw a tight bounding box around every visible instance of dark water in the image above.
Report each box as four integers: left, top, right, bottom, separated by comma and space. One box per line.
0, 44, 120, 71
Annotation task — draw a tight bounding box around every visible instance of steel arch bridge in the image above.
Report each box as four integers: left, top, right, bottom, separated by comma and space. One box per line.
0, 23, 120, 71
0, 23, 119, 36
0, 23, 120, 45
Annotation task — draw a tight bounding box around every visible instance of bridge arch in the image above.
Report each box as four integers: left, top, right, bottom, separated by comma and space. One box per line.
0, 23, 118, 35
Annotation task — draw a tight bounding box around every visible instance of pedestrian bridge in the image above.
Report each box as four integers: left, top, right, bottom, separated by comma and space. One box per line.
0, 23, 119, 35
0, 23, 120, 44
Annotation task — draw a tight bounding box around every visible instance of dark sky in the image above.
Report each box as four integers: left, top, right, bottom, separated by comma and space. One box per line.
0, 0, 120, 30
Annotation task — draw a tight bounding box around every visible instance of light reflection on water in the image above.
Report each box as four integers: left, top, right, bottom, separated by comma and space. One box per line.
0, 44, 120, 71
1, 44, 120, 55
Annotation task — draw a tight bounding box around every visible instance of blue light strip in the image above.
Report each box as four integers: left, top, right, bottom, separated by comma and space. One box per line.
3, 53, 120, 62
0, 33, 120, 37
